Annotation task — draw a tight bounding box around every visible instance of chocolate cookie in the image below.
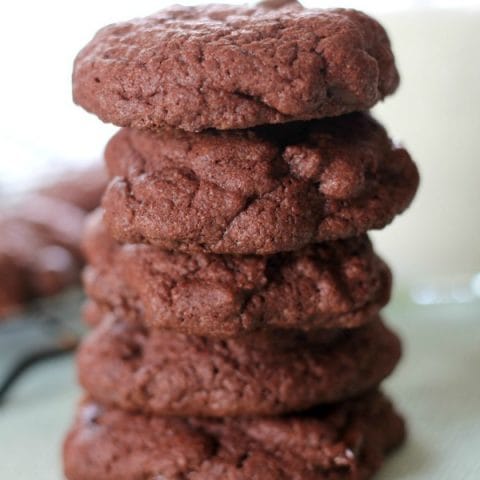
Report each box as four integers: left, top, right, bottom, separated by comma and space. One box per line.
73, 3, 399, 132
64, 391, 405, 480
82, 300, 107, 328
77, 314, 400, 416
0, 195, 86, 317
83, 210, 391, 336
0, 163, 105, 317
102, 113, 418, 254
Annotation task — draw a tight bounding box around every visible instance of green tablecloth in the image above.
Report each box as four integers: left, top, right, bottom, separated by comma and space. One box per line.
0, 295, 479, 479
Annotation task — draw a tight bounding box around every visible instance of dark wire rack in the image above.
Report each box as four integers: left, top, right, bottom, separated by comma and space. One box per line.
0, 288, 85, 404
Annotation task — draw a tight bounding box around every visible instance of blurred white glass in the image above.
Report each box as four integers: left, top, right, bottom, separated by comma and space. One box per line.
371, 7, 480, 283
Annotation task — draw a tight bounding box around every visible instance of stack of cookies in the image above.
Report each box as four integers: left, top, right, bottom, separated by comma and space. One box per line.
64, 2, 419, 479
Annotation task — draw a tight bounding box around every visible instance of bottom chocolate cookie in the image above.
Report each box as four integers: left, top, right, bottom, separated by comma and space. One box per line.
64, 391, 405, 480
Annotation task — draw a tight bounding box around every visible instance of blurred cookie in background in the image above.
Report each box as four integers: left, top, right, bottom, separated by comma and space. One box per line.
0, 254, 25, 317
0, 163, 107, 318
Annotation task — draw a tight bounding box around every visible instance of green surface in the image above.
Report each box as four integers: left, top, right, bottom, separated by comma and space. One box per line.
0, 295, 479, 479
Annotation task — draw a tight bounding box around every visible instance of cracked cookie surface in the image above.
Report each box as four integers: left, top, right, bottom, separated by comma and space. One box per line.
101, 113, 418, 254
64, 391, 405, 480
77, 314, 401, 417
83, 210, 391, 336
73, 3, 398, 132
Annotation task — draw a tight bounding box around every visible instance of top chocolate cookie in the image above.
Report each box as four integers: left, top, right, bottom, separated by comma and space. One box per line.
73, 3, 399, 132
